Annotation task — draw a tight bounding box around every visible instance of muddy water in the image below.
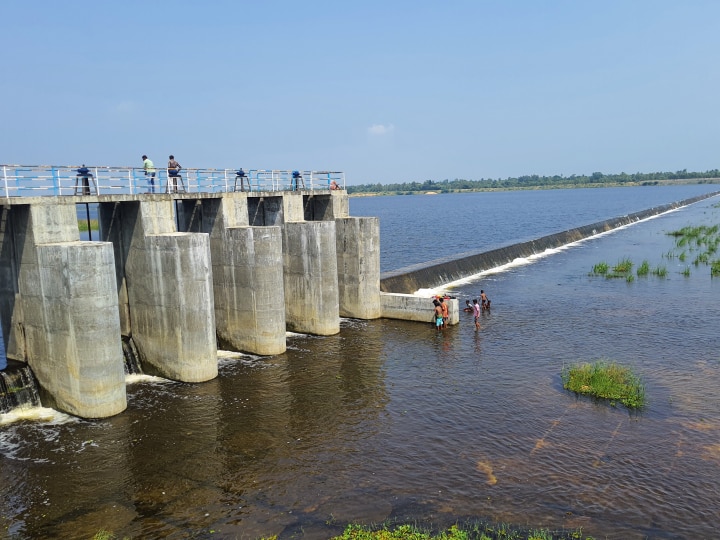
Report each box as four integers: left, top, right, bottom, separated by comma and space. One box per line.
1, 192, 720, 539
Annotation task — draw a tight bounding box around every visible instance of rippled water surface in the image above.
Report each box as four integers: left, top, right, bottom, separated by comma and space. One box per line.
1, 187, 720, 539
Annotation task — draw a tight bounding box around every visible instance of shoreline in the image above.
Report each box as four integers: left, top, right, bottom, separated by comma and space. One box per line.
348, 178, 720, 197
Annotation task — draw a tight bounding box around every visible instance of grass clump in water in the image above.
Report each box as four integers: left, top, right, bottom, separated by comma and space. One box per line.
332, 523, 593, 540
612, 258, 633, 273
562, 360, 645, 409
636, 260, 650, 277
590, 262, 608, 275
712, 260, 720, 277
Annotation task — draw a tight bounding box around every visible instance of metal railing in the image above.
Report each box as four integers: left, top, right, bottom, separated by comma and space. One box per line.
1, 165, 346, 199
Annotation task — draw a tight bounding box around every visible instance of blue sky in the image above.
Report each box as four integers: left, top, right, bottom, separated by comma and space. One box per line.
2, 1, 719, 184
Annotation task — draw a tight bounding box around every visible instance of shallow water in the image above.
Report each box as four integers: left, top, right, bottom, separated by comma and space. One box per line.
1, 189, 720, 539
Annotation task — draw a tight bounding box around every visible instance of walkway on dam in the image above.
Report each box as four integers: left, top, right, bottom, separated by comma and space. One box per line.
1, 165, 345, 199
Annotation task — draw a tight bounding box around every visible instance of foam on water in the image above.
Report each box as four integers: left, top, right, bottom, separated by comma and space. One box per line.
0, 405, 76, 427
437, 206, 685, 291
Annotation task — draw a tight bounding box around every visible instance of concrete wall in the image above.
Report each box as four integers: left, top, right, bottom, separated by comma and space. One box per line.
380, 192, 720, 293
283, 221, 340, 335
381, 293, 459, 325
336, 217, 381, 319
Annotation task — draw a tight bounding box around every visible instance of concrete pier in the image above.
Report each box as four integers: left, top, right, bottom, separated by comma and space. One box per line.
99, 200, 218, 382
0, 203, 126, 418
283, 221, 340, 335
181, 196, 287, 356
336, 217, 381, 319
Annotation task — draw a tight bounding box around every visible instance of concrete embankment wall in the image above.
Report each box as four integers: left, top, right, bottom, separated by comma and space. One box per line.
380, 191, 720, 294
381, 293, 459, 325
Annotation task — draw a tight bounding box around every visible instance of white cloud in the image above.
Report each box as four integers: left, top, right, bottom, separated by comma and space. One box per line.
367, 123, 395, 136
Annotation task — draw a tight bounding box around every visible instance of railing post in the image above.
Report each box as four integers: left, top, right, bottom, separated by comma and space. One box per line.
128, 168, 134, 195
51, 167, 59, 196
2, 165, 8, 200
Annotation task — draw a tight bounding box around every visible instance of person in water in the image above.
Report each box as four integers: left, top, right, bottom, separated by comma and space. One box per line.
439, 297, 449, 328
433, 300, 444, 331
473, 299, 481, 330
480, 290, 491, 311
463, 300, 474, 312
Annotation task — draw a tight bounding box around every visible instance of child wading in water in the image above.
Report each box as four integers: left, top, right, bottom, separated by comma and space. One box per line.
473, 299, 481, 330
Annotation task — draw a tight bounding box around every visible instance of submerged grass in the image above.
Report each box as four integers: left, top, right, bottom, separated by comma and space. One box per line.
612, 258, 633, 273
94, 523, 595, 540
562, 360, 645, 410
330, 522, 593, 540
590, 261, 608, 275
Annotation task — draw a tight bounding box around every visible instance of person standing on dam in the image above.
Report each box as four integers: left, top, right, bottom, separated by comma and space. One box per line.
142, 155, 156, 193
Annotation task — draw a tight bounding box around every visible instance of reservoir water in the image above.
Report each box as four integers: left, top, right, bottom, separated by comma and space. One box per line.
1, 184, 719, 539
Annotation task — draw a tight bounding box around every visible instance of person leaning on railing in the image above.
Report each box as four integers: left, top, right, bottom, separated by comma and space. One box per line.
167, 155, 182, 192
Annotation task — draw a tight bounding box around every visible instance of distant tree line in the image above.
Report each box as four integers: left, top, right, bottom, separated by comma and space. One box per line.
346, 169, 720, 195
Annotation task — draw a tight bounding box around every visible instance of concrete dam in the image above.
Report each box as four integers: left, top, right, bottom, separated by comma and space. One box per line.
0, 189, 386, 419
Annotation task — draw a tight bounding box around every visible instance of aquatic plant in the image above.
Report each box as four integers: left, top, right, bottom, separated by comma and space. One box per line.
678, 251, 687, 262
332, 522, 594, 540
652, 265, 667, 278
562, 360, 645, 409
612, 258, 633, 273
712, 260, 720, 277
591, 262, 608, 275
636, 260, 650, 276
682, 266, 691, 277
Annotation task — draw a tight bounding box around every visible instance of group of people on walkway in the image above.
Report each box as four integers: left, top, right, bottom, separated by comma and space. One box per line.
142, 154, 183, 193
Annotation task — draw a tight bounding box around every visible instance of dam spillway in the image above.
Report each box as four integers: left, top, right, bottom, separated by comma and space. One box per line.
379, 191, 720, 294
0, 189, 381, 418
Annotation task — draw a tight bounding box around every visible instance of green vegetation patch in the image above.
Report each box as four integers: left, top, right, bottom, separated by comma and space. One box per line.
331, 523, 593, 540
562, 361, 645, 409
612, 257, 633, 273
77, 218, 99, 232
